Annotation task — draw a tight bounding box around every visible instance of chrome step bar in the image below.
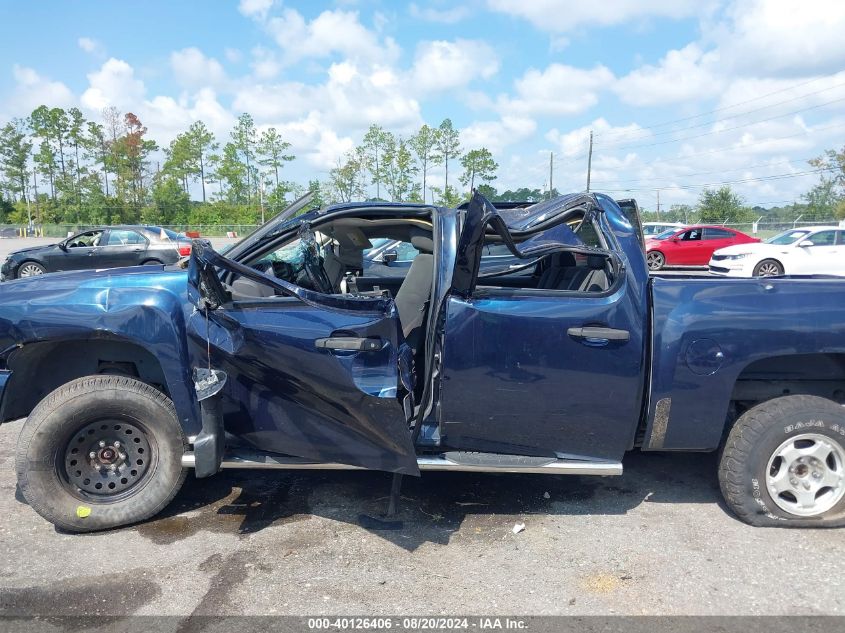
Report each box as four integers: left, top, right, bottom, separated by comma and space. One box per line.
181, 452, 622, 476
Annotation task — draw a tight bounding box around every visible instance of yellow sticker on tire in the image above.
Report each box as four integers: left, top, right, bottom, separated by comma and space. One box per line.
76, 506, 91, 518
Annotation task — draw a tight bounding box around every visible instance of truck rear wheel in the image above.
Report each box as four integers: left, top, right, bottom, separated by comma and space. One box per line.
719, 395, 845, 527
16, 375, 187, 532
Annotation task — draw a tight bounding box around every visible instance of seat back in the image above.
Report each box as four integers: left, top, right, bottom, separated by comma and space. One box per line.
394, 232, 434, 347
537, 252, 577, 289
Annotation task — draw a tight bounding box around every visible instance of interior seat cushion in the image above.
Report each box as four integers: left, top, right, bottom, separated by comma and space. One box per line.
537, 252, 577, 289
395, 229, 435, 346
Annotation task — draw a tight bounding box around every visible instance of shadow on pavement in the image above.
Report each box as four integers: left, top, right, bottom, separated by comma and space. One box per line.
132, 450, 725, 550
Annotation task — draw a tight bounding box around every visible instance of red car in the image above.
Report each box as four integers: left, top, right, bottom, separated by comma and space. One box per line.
645, 225, 759, 270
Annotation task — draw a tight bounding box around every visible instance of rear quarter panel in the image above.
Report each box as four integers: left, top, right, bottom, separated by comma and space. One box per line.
645, 276, 845, 450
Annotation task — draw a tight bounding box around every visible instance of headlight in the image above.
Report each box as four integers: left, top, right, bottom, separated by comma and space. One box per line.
721, 253, 749, 260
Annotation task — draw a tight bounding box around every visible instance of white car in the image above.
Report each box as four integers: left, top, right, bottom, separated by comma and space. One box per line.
709, 226, 845, 277
643, 221, 686, 237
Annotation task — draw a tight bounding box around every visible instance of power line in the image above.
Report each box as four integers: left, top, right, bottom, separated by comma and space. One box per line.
595, 76, 835, 140
591, 156, 819, 186
595, 168, 831, 193
631, 121, 845, 163
596, 96, 845, 152
596, 81, 845, 147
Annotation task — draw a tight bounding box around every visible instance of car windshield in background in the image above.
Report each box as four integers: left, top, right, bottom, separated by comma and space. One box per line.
653, 229, 678, 240
765, 230, 811, 245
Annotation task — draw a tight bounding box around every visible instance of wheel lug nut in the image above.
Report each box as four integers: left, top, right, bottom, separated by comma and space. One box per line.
113, 441, 121, 448
98, 440, 106, 448
790, 478, 798, 486
89, 451, 96, 459
813, 471, 821, 479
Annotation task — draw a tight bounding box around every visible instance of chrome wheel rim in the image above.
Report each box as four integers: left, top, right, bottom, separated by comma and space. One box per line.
766, 433, 845, 517
757, 262, 780, 277
647, 252, 663, 270
19, 263, 44, 277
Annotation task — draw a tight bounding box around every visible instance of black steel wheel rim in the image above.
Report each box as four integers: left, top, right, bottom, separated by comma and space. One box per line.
60, 419, 155, 500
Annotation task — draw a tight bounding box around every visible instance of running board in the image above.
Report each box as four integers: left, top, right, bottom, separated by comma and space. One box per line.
181, 451, 622, 476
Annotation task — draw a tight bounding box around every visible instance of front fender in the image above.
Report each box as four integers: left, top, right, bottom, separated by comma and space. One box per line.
0, 270, 201, 433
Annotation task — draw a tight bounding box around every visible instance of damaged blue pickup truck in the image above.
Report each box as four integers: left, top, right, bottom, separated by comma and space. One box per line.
2, 191, 845, 532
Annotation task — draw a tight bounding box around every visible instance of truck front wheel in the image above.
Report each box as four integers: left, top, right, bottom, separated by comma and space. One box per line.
15, 375, 187, 532
719, 395, 845, 527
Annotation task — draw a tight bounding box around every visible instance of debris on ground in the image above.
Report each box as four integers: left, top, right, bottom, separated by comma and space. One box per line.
512, 522, 526, 534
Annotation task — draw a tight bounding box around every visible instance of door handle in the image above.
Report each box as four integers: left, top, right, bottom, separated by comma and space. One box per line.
315, 337, 385, 352
567, 326, 630, 342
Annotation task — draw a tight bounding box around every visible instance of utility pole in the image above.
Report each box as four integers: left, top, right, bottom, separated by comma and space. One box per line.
549, 152, 554, 199
586, 130, 593, 192
656, 190, 660, 217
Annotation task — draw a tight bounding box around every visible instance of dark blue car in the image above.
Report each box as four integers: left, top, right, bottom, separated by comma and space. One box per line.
3, 191, 845, 532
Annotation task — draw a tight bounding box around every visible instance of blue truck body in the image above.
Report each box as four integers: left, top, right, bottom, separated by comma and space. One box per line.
1, 192, 844, 478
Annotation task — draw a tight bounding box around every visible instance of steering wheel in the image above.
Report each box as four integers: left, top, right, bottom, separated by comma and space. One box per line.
303, 255, 334, 294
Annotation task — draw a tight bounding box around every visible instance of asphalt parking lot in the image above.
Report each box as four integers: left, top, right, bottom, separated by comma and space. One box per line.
1, 416, 844, 617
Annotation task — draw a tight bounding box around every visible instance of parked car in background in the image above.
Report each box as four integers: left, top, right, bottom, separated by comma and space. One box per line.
709, 226, 845, 277
643, 221, 686, 238
0, 225, 192, 280
645, 225, 758, 271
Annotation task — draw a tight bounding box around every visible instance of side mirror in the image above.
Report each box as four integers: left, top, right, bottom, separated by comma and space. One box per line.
58, 241, 68, 251
671, 237, 680, 243
382, 250, 398, 265
798, 240, 814, 247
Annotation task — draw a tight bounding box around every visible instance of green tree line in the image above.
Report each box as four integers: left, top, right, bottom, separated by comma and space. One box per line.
0, 106, 502, 228
1, 103, 842, 229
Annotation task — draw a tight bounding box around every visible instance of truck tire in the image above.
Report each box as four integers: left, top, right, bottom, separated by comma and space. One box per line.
16, 375, 187, 532
719, 395, 845, 527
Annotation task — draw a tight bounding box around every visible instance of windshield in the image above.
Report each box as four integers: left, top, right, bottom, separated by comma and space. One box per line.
765, 229, 810, 245
652, 229, 679, 240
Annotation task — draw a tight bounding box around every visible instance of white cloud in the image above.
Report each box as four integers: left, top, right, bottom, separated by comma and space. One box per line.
77, 37, 103, 55
80, 58, 145, 111
224, 48, 243, 64
714, 0, 845, 76
409, 3, 470, 24
7, 65, 75, 113
238, 0, 274, 20
249, 46, 282, 80
460, 116, 537, 155
498, 63, 614, 117
233, 60, 422, 136
487, 0, 701, 32
613, 44, 723, 106
410, 40, 499, 92
170, 47, 228, 90
547, 118, 648, 161
141, 88, 235, 144
261, 8, 400, 67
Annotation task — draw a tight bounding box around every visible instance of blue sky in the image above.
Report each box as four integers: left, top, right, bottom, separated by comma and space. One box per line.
2, 0, 845, 210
